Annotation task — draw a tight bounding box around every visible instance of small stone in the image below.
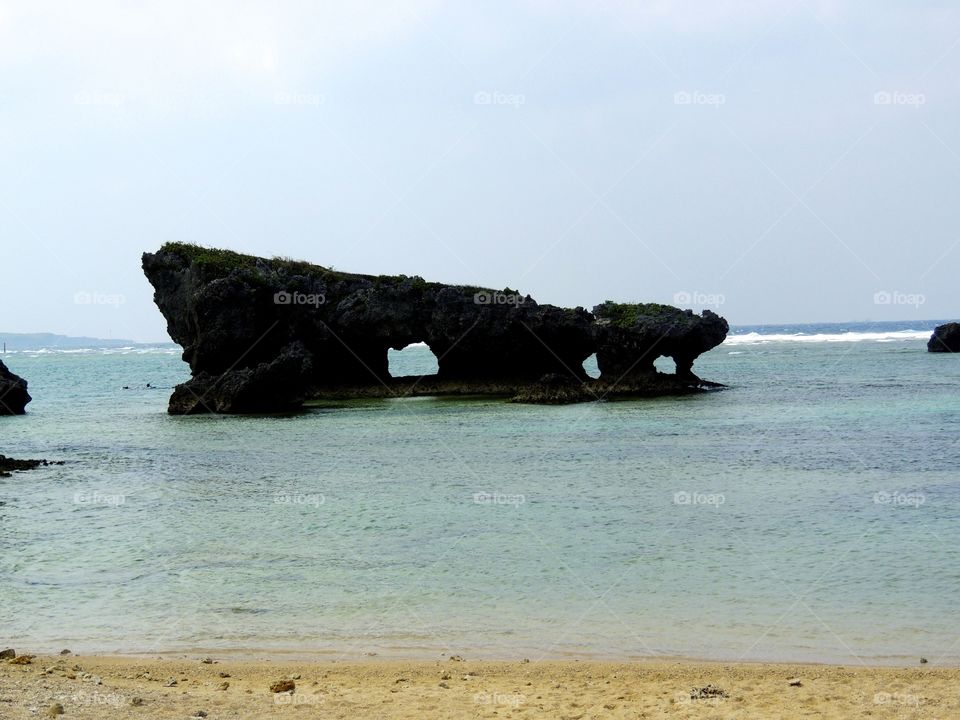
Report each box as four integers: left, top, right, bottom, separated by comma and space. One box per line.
131, 697, 144, 706
217, 681, 230, 690
10, 655, 34, 665
291, 673, 301, 680
448, 655, 464, 662
439, 682, 450, 689
47, 704, 65, 717
163, 678, 177, 687
788, 678, 802, 687
200, 657, 214, 664
440, 673, 451, 680
60, 649, 71, 655
218, 672, 230, 678
192, 712, 208, 718
0, 649, 15, 659
920, 657, 929, 664
270, 679, 295, 693
521, 658, 530, 663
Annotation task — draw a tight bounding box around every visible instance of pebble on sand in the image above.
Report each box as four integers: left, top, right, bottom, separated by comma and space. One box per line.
0, 649, 15, 660
47, 703, 64, 717
270, 679, 296, 693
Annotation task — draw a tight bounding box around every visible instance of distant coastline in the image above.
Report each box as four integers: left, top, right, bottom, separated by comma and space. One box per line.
0, 332, 138, 352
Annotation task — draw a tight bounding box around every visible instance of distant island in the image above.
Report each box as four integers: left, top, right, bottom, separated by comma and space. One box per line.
0, 332, 137, 352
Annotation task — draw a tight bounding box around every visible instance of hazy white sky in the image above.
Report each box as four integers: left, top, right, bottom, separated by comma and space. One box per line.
1, 0, 958, 341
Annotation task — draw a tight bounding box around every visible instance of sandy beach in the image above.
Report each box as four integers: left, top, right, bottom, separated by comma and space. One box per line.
0, 652, 952, 719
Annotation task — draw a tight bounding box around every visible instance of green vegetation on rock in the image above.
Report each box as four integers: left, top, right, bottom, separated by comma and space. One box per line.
594, 301, 678, 329
160, 242, 339, 279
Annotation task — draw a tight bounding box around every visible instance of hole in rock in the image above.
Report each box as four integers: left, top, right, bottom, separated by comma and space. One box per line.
654, 356, 674, 374
582, 353, 600, 379
388, 343, 439, 378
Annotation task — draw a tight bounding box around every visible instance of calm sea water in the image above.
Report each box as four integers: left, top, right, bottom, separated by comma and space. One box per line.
2, 321, 959, 665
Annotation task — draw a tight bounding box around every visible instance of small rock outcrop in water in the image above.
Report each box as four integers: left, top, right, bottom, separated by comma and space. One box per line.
142, 243, 729, 413
0, 455, 64, 478
928, 322, 960, 352
0, 359, 31, 415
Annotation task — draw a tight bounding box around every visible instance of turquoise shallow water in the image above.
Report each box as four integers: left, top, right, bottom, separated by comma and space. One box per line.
2, 322, 959, 665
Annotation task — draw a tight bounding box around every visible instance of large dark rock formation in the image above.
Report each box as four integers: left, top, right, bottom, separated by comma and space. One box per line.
143, 244, 728, 413
593, 302, 729, 383
928, 323, 960, 353
0, 359, 31, 415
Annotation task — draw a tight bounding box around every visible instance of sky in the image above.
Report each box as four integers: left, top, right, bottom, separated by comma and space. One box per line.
1, 0, 958, 342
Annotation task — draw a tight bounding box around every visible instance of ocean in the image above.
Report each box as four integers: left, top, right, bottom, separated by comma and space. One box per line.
2, 320, 958, 665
